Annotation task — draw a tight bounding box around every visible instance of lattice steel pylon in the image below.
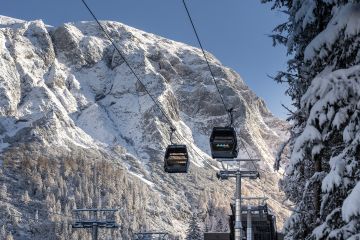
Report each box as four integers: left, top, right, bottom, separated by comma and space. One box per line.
71, 209, 119, 240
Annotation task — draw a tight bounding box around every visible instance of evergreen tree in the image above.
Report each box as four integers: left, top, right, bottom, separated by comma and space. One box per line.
216, 218, 224, 232
1, 225, 6, 239
185, 213, 202, 240
22, 190, 30, 205
6, 232, 14, 240
263, 0, 360, 239
0, 183, 7, 199
35, 210, 39, 222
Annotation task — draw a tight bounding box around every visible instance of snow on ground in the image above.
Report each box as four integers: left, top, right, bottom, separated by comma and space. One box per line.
129, 171, 155, 187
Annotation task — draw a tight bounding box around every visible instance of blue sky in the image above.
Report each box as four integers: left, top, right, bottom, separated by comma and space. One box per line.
1, 0, 291, 119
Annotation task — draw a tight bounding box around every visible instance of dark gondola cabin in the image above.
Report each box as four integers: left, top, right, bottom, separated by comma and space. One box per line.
164, 144, 189, 173
210, 127, 238, 159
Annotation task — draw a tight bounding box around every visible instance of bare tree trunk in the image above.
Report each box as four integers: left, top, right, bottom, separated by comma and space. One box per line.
314, 155, 322, 222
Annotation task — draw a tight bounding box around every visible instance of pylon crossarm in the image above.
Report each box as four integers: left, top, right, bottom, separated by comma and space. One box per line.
216, 158, 261, 162
71, 209, 120, 240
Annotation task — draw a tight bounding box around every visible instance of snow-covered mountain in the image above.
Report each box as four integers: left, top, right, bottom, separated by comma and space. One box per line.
0, 16, 289, 239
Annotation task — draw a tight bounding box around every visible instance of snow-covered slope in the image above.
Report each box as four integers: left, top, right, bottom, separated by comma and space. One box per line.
0, 16, 289, 239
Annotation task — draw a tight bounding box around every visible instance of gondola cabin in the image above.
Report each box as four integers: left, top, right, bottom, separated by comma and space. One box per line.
164, 144, 189, 173
210, 127, 238, 159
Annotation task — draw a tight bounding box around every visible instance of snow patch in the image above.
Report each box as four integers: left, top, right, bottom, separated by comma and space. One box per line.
129, 171, 154, 187
342, 182, 360, 222
304, 3, 360, 60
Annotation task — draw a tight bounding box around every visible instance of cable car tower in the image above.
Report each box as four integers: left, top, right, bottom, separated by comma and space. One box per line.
217, 159, 260, 240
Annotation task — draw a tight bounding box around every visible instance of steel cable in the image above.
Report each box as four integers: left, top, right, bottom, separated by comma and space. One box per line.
182, 0, 232, 123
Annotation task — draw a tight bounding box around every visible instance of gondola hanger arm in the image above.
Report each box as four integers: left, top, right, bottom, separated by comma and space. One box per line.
169, 127, 176, 144
227, 108, 234, 127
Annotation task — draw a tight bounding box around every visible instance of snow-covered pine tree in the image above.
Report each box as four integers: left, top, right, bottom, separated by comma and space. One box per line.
0, 226, 6, 239
0, 183, 7, 199
185, 213, 202, 240
216, 218, 224, 232
6, 232, 14, 240
262, 0, 360, 239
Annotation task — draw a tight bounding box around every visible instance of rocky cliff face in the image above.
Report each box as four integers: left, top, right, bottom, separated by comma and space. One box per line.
0, 16, 289, 239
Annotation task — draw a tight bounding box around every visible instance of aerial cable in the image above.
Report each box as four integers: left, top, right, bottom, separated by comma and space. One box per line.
170, 127, 210, 164
80, 0, 174, 129
11, 209, 73, 223
182, 0, 232, 125
239, 138, 268, 199
80, 0, 210, 164
175, 132, 208, 162
239, 138, 260, 175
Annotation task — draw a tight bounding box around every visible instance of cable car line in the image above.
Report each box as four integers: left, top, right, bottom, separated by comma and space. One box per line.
176, 132, 209, 161
239, 138, 261, 176
239, 138, 269, 199
80, 0, 175, 130
168, 127, 211, 171
172, 128, 211, 166
81, 1, 266, 183
181, 0, 240, 160
11, 208, 73, 223
80, 0, 213, 173
239, 138, 257, 170
181, 0, 269, 197
182, 0, 232, 124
